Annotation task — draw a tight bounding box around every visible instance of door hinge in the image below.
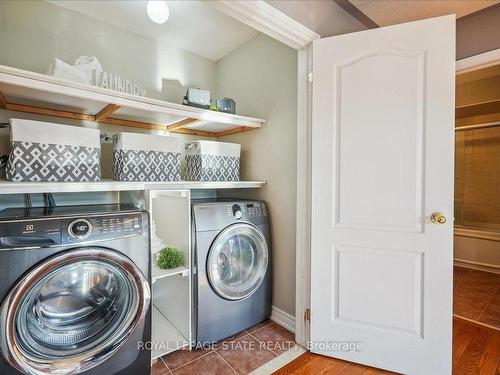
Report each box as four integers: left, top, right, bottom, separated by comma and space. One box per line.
307, 71, 313, 83
304, 308, 311, 321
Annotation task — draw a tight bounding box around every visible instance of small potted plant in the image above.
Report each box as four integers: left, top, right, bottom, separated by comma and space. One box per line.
156, 247, 184, 269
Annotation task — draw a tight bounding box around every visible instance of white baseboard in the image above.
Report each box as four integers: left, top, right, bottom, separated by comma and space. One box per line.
454, 259, 500, 274
270, 306, 296, 333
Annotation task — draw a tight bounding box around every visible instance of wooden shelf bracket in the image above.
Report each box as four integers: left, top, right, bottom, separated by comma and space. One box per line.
95, 104, 120, 121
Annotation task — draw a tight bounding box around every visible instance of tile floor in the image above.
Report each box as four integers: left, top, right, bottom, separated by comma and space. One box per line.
150, 266, 499, 374
151, 320, 295, 375
453, 266, 500, 330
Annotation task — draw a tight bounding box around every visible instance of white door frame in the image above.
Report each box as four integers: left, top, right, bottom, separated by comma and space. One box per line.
207, 0, 500, 348
203, 0, 319, 346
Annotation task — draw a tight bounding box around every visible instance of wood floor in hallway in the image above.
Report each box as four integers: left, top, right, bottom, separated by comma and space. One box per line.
273, 318, 500, 375
453, 266, 500, 330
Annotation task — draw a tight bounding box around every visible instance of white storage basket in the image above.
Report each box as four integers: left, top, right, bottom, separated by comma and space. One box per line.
184, 140, 241, 181
113, 132, 182, 181
6, 119, 101, 182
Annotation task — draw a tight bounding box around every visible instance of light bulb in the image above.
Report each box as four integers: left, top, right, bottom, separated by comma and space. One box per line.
147, 0, 169, 24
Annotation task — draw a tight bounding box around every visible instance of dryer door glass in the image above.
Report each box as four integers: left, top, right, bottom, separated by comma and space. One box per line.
1, 248, 150, 375
208, 223, 268, 300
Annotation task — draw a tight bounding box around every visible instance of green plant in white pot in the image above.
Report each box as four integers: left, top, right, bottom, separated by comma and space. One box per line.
156, 247, 184, 269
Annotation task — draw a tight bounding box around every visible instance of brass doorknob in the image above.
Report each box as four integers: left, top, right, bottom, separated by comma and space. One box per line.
431, 212, 446, 224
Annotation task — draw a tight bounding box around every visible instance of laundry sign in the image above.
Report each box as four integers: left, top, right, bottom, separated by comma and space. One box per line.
92, 71, 146, 96
47, 55, 146, 96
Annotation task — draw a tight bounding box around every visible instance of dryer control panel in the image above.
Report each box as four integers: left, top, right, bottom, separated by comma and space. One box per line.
193, 200, 269, 232
226, 201, 268, 220
245, 202, 268, 219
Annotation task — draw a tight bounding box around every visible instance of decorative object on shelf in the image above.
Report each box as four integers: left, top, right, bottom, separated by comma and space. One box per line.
210, 99, 218, 111
184, 140, 241, 181
216, 97, 236, 114
47, 55, 146, 96
156, 247, 184, 269
47, 55, 102, 85
183, 88, 211, 109
113, 132, 182, 181
92, 71, 146, 96
6, 119, 101, 182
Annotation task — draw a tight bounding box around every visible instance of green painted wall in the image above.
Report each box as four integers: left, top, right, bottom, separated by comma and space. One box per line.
217, 34, 298, 316
0, 0, 217, 102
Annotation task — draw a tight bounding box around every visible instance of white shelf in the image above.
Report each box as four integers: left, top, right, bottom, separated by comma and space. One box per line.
0, 65, 265, 137
152, 265, 189, 284
152, 306, 189, 359
0, 179, 266, 194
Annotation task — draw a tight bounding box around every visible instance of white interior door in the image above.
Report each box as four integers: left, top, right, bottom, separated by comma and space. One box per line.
310, 15, 455, 375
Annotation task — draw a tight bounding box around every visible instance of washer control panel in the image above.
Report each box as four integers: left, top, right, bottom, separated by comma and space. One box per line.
68, 219, 92, 239
63, 213, 143, 244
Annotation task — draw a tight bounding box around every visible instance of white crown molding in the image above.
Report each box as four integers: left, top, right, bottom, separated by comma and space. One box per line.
203, 0, 320, 50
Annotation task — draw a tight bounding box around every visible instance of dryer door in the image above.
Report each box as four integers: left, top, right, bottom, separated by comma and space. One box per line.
207, 223, 268, 301
0, 247, 150, 375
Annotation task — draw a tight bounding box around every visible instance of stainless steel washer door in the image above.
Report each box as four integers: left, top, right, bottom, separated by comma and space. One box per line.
207, 223, 268, 300
0, 248, 150, 375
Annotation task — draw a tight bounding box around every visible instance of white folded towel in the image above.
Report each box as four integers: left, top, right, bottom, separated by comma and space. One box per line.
47, 55, 103, 85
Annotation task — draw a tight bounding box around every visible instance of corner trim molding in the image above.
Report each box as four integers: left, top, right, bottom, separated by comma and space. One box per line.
203, 0, 320, 50
270, 306, 296, 333
295, 46, 313, 347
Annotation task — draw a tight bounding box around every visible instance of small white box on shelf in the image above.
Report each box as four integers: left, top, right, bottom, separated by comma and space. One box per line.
184, 140, 241, 181
6, 119, 101, 182
113, 132, 182, 181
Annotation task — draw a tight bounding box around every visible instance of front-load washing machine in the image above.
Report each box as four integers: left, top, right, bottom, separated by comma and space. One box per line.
192, 200, 272, 345
0, 204, 151, 375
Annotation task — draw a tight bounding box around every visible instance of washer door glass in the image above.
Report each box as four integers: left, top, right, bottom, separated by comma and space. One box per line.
1, 248, 150, 375
207, 223, 268, 300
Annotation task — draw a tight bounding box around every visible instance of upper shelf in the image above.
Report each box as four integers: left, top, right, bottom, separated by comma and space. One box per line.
0, 179, 267, 195
0, 65, 265, 137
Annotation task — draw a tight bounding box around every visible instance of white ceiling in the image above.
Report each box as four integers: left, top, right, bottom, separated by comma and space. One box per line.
48, 0, 258, 61
350, 0, 500, 27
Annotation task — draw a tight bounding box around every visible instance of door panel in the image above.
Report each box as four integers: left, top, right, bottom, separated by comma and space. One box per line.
336, 246, 423, 335
311, 15, 455, 375
335, 50, 425, 232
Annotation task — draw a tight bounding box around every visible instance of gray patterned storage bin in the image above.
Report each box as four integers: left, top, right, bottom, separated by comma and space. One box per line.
184, 140, 241, 181
113, 132, 181, 181
6, 119, 101, 182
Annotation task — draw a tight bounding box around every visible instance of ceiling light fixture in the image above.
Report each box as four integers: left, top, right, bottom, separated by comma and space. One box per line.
147, 0, 169, 24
